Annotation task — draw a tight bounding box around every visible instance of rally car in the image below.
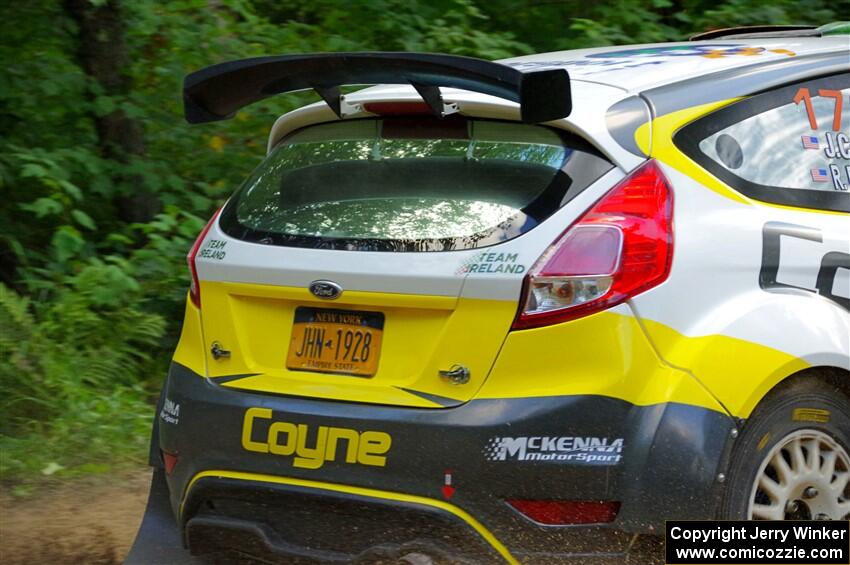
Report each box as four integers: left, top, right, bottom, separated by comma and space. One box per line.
134, 24, 849, 565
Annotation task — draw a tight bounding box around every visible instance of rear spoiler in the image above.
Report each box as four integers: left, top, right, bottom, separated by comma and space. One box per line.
183, 52, 571, 124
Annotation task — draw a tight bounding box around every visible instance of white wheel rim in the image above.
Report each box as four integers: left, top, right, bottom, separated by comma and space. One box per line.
748, 429, 850, 520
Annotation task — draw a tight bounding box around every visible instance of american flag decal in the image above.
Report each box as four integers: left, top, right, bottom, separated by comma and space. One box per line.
810, 168, 829, 182
801, 135, 819, 150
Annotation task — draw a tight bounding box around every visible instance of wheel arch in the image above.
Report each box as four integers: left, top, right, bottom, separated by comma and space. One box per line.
746, 365, 850, 421
718, 363, 850, 520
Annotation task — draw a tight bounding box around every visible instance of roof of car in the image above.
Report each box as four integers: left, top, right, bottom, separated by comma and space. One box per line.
266, 36, 847, 166
500, 37, 849, 93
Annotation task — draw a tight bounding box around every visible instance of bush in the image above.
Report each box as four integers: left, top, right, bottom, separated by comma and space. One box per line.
0, 271, 164, 480
0, 205, 207, 481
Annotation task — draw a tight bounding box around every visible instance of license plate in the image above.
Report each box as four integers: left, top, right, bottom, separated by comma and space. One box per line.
286, 307, 384, 377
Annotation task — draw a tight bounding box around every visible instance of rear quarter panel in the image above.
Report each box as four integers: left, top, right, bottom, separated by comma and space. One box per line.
631, 107, 850, 418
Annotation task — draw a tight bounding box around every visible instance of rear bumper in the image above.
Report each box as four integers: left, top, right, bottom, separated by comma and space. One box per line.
184, 474, 508, 563
157, 362, 735, 563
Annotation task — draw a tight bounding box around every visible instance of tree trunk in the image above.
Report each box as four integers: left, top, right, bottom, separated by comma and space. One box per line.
63, 0, 160, 223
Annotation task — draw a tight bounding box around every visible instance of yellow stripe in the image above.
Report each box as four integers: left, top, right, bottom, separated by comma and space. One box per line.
638, 317, 811, 418
182, 469, 519, 565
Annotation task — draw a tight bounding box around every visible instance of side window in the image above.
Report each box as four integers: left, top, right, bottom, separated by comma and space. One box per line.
675, 74, 849, 212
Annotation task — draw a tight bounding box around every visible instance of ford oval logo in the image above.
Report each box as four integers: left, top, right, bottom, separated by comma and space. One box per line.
309, 280, 343, 300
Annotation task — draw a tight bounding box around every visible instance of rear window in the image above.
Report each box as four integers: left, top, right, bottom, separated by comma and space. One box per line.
219, 117, 612, 251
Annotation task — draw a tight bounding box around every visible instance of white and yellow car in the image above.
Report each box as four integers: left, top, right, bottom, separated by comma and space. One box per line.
140, 25, 849, 564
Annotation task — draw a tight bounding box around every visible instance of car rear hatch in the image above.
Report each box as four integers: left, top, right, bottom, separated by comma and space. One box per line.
193, 115, 614, 408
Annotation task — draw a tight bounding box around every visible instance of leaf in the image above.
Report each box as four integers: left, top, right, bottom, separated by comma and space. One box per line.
58, 179, 83, 201
20, 197, 63, 217
52, 226, 85, 263
19, 163, 49, 179
41, 461, 65, 475
71, 209, 96, 230
208, 135, 227, 152
73, 263, 141, 307
6, 238, 27, 262
92, 95, 116, 117
106, 233, 134, 245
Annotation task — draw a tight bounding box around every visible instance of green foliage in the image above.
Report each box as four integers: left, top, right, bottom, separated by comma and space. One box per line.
0, 279, 161, 478
1, 0, 847, 485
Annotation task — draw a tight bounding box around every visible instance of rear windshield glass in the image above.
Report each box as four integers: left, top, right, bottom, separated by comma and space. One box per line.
220, 117, 612, 251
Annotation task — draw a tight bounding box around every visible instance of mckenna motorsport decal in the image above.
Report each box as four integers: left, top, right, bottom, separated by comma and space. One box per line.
457, 251, 526, 275
483, 435, 624, 465
198, 238, 227, 260
159, 398, 180, 425
241, 407, 392, 469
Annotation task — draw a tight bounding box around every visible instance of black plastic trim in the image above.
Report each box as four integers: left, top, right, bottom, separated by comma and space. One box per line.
158, 361, 736, 546
689, 25, 819, 41
184, 477, 502, 563
183, 52, 571, 124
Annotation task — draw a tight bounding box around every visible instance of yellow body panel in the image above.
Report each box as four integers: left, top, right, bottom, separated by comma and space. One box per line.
172, 298, 207, 376
196, 281, 518, 407
173, 284, 808, 419
639, 318, 810, 418
182, 470, 519, 565
477, 310, 728, 414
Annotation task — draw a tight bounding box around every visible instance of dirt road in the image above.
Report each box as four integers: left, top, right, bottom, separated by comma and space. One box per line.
0, 469, 151, 565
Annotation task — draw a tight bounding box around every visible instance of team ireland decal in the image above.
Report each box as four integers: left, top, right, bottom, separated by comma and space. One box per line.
456, 251, 526, 275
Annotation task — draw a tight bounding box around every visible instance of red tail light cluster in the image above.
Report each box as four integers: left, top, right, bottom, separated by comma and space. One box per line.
507, 499, 621, 525
187, 207, 222, 308
513, 160, 673, 330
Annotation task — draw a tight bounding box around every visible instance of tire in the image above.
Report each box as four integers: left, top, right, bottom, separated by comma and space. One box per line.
719, 376, 850, 520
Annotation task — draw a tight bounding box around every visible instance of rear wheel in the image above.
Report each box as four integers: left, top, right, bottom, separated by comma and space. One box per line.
720, 377, 850, 520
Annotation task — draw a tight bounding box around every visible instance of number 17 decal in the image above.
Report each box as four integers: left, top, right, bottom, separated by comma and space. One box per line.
794, 87, 845, 131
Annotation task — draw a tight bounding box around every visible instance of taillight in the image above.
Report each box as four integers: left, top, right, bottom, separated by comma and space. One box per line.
187, 207, 222, 308
513, 160, 673, 330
